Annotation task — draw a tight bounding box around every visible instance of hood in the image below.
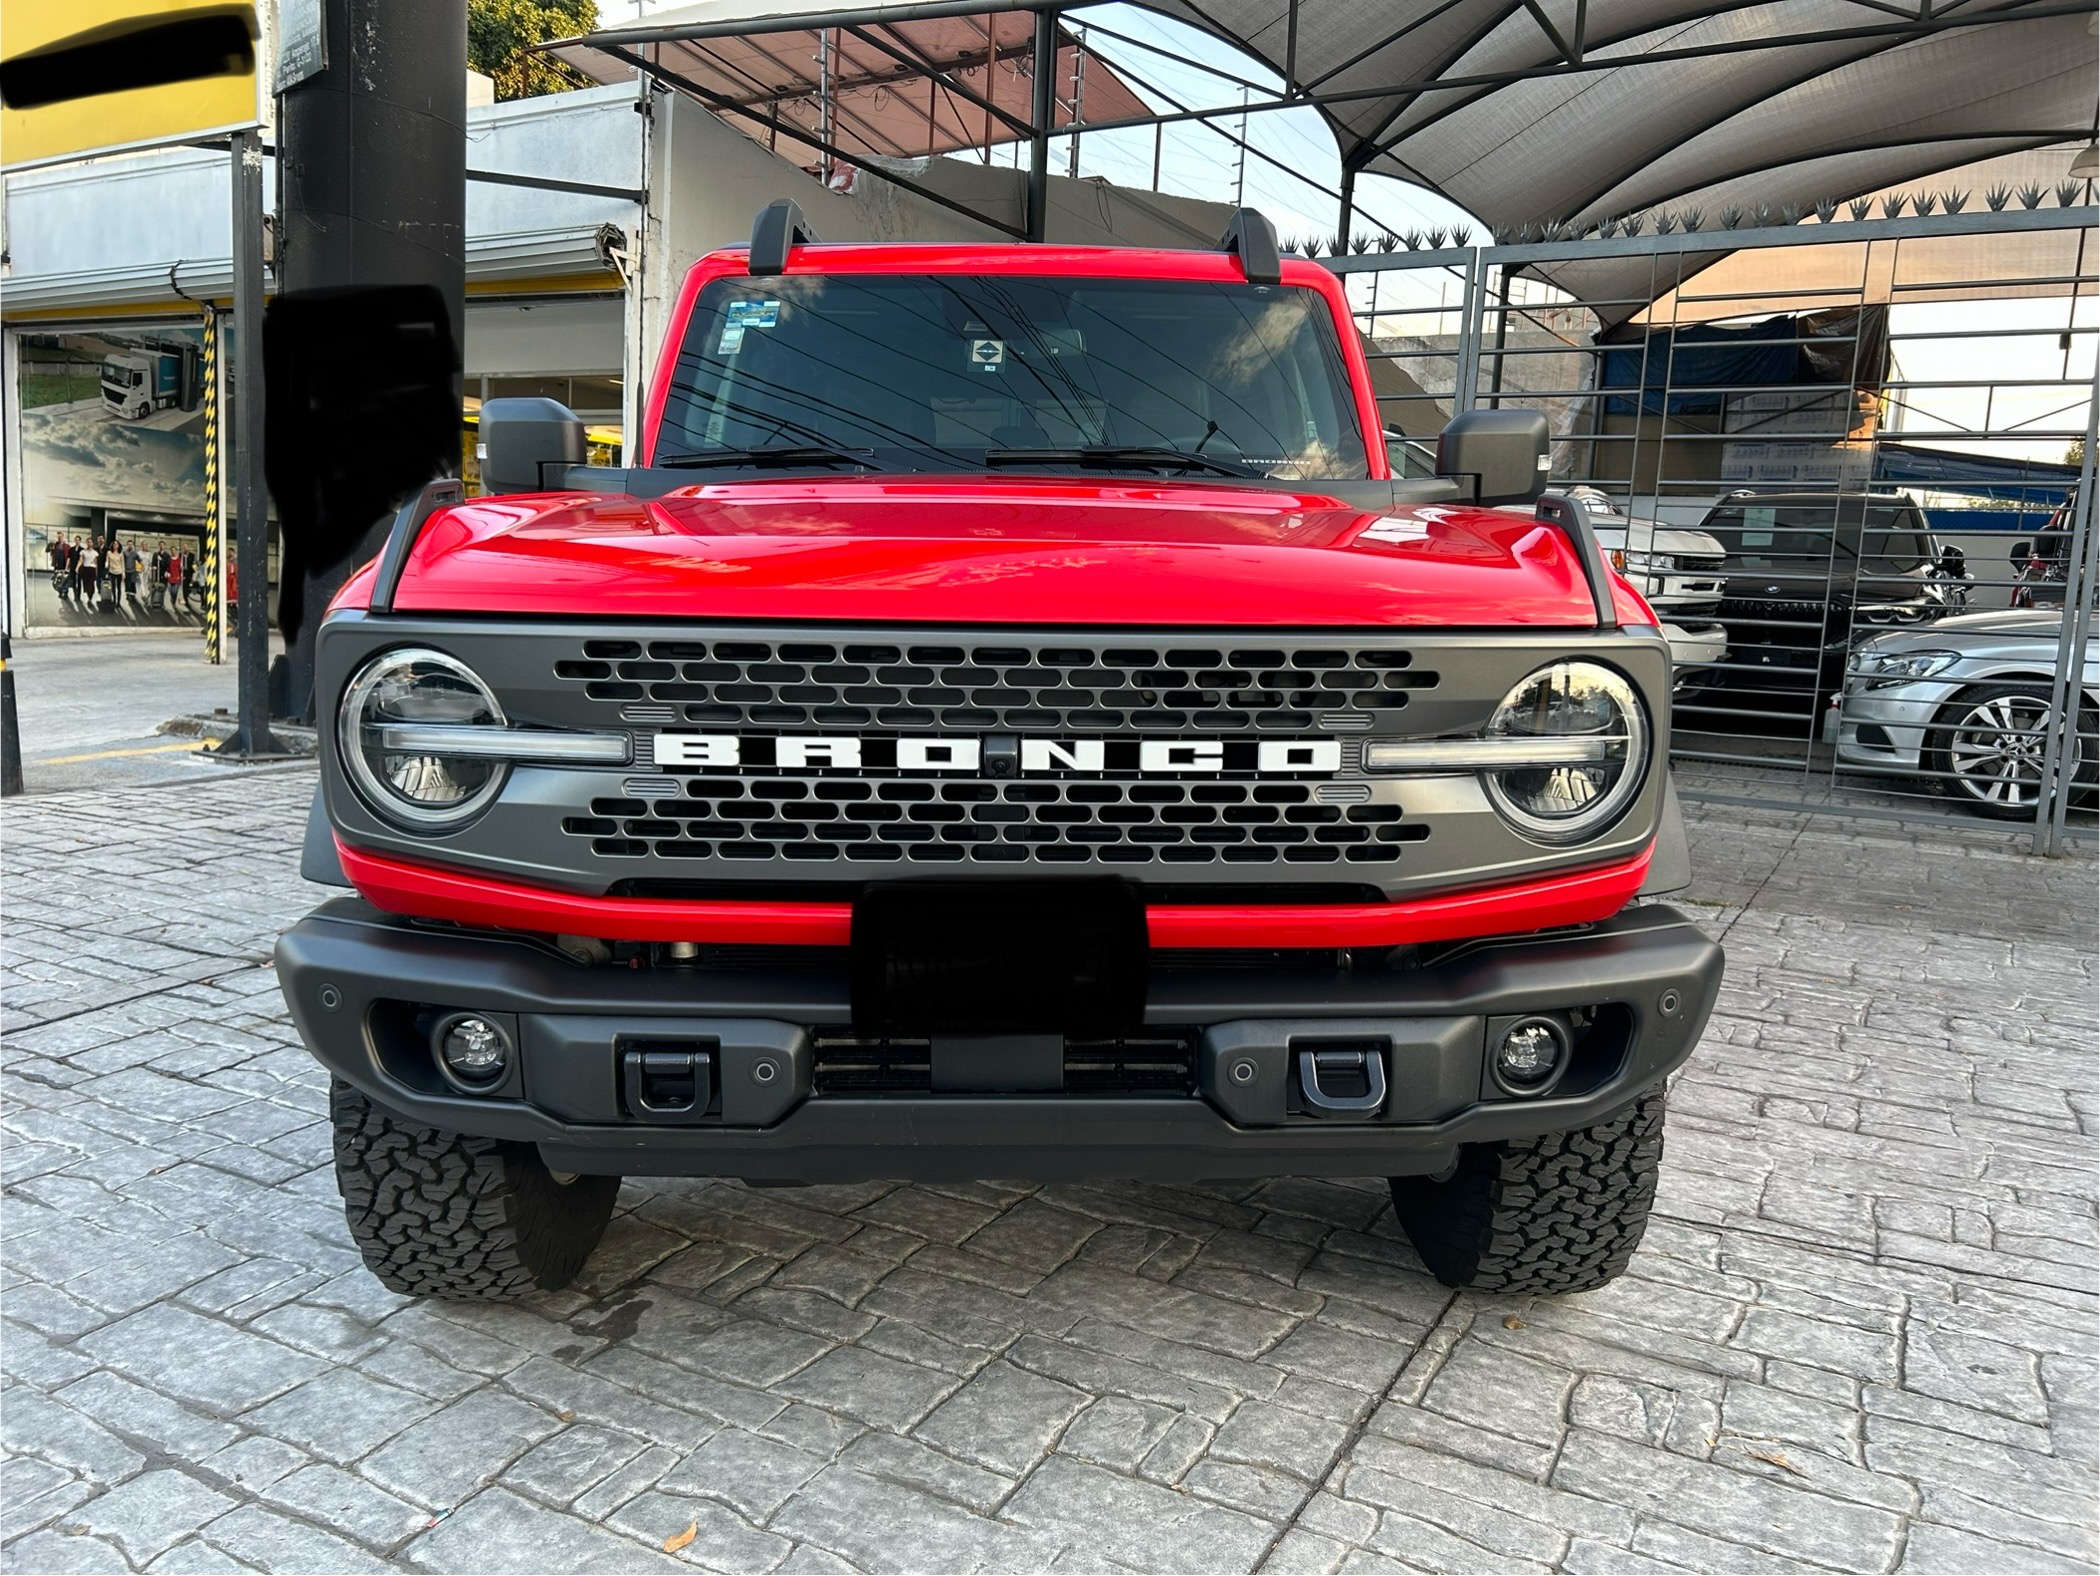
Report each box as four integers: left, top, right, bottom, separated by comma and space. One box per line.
1857, 607, 2064, 652
353, 478, 1637, 627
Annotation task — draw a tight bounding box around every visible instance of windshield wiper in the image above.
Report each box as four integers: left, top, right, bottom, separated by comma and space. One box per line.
982, 445, 1262, 479
655, 444, 878, 470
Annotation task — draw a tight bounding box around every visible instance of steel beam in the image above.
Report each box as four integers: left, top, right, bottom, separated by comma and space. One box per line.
215, 128, 287, 760
1026, 6, 1055, 241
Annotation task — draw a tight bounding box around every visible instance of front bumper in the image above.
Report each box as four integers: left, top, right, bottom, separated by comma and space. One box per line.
1833, 679, 1961, 771
276, 899, 1723, 1184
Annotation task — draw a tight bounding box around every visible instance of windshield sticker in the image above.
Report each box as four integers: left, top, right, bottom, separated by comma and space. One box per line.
718, 299, 781, 355
969, 338, 1006, 372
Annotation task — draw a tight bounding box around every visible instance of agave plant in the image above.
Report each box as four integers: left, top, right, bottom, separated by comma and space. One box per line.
1880, 194, 1908, 219
1622, 212, 1647, 236
1350, 233, 1372, 254
1426, 227, 1449, 249
1941, 188, 1969, 214
1379, 231, 1398, 252
1985, 184, 2012, 212
2059, 183, 2086, 207
1848, 196, 1874, 221
1912, 192, 1937, 216
1779, 202, 1804, 226
1680, 207, 1704, 232
1452, 226, 1474, 247
1719, 206, 1744, 229
1748, 204, 1771, 228
1596, 216, 1621, 238
1814, 196, 1840, 223
1654, 210, 1678, 234
2017, 182, 2047, 209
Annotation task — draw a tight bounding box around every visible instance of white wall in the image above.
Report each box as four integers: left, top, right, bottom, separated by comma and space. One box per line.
467, 299, 624, 378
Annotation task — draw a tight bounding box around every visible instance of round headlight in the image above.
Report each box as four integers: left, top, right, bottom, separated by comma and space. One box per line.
339, 648, 508, 830
1481, 661, 1649, 844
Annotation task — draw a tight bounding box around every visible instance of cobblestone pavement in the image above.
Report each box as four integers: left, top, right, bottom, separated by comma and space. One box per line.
4, 771, 2095, 1574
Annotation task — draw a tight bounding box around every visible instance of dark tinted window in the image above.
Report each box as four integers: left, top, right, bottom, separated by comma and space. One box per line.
658, 274, 1370, 481
1703, 501, 1930, 575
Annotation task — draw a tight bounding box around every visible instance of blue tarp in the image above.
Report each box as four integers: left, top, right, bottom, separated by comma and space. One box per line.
1598, 309, 1887, 416
1873, 441, 2079, 504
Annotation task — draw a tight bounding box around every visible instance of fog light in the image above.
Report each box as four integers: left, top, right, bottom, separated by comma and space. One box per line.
1493, 1016, 1567, 1094
435, 1014, 510, 1090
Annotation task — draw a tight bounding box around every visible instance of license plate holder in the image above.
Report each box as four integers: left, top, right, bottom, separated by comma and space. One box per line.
850, 877, 1147, 1036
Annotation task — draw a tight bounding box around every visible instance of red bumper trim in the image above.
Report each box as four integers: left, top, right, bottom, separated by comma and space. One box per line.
335, 840, 1652, 950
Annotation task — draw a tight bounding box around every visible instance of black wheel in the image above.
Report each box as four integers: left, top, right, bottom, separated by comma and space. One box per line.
1925, 683, 2091, 821
1391, 1088, 1665, 1294
330, 1079, 619, 1299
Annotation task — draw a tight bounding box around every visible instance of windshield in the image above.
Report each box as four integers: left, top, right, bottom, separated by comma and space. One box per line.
1703, 501, 1931, 575
656, 274, 1371, 482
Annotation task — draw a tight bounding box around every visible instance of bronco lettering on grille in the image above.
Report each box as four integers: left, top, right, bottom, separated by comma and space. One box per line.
652, 734, 1343, 775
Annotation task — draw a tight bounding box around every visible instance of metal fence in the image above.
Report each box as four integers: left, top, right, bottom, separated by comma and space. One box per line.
1328, 206, 2098, 854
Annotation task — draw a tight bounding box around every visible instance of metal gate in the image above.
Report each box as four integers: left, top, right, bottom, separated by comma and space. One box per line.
1329, 204, 2097, 853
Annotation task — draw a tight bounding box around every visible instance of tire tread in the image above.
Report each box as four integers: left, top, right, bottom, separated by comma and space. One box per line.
1392, 1089, 1665, 1295
330, 1079, 617, 1299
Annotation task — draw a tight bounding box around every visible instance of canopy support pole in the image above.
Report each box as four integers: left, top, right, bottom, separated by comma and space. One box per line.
1337, 164, 1357, 250
1027, 5, 1056, 240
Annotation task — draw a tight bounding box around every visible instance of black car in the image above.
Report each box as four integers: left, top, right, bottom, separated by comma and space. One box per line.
1691, 490, 1970, 716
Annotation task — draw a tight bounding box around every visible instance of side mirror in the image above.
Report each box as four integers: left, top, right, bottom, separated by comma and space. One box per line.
480, 397, 586, 495
1437, 409, 1550, 506
2009, 540, 2032, 564
1938, 543, 1967, 577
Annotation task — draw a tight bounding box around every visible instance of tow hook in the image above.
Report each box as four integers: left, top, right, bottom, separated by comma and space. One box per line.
1297, 1045, 1388, 1116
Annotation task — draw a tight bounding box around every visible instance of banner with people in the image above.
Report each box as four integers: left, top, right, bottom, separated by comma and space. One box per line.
14, 324, 273, 631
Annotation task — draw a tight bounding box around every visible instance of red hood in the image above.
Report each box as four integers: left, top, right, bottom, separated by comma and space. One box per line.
347, 477, 1644, 626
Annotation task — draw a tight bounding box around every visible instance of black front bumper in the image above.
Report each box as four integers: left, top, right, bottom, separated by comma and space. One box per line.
276, 900, 1722, 1183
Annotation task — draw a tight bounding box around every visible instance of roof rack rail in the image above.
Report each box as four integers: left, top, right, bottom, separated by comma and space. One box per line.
749, 198, 819, 277
1218, 207, 1281, 286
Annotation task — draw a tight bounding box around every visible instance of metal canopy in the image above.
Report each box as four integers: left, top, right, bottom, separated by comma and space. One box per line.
551, 0, 1150, 237
1129, 0, 2095, 236
551, 0, 2095, 281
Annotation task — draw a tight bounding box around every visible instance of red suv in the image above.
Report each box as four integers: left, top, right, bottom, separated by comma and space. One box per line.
279, 203, 1721, 1303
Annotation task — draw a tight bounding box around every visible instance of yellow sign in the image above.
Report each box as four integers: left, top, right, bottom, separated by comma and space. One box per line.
1, 1, 258, 173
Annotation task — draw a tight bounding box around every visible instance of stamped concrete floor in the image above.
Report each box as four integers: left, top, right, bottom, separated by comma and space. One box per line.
3, 771, 2095, 1574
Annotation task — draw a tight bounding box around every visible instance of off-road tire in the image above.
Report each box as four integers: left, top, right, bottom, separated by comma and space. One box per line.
1391, 1088, 1665, 1294
330, 1079, 619, 1299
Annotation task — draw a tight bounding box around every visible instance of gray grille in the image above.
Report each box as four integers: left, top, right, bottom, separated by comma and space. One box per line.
555, 638, 1438, 732
563, 777, 1430, 867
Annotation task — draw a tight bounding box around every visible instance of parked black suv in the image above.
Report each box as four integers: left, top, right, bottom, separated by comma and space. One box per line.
1694, 490, 1970, 714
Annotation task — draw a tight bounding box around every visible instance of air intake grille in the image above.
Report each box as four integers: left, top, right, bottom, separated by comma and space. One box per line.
556, 639, 1438, 733
564, 778, 1429, 867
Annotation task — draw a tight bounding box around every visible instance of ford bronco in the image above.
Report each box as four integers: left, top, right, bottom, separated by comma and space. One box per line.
278, 203, 1723, 1301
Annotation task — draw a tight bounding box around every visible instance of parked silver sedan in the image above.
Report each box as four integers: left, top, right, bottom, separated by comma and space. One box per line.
1834, 609, 2098, 818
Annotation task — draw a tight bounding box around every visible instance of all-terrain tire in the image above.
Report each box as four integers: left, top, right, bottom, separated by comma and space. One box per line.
1391, 1088, 1665, 1294
330, 1079, 620, 1299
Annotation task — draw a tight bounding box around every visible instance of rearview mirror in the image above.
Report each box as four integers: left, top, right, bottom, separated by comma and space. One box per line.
480, 398, 586, 495
1436, 410, 1551, 506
